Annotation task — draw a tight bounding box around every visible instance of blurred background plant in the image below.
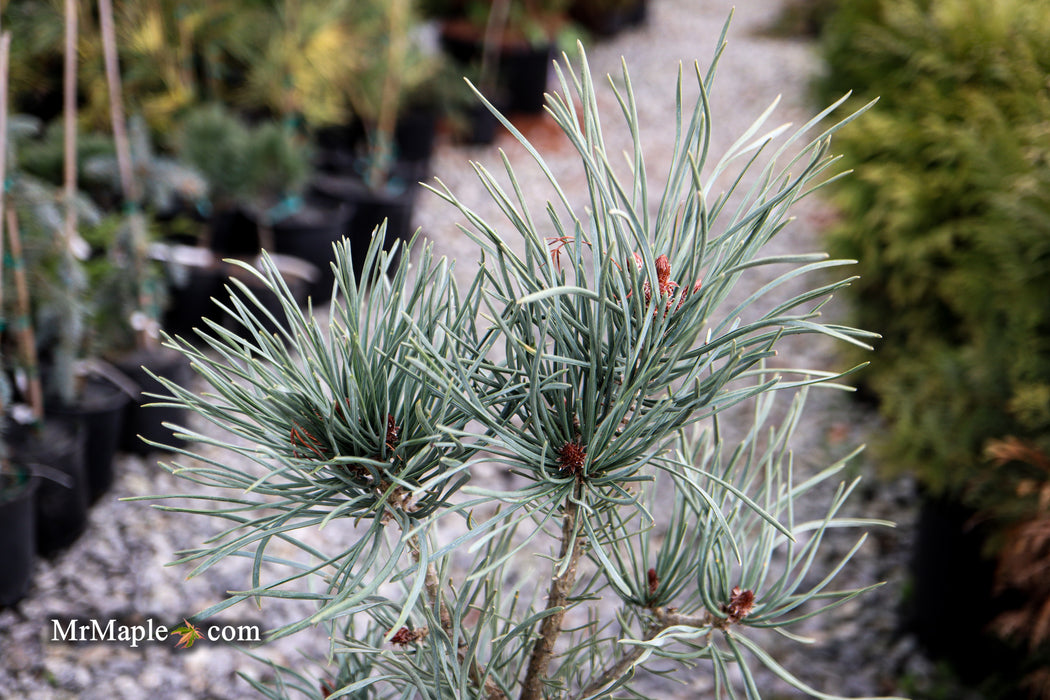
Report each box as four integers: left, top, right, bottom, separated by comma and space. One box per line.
175, 104, 309, 232
1, 115, 101, 403
813, 0, 1050, 695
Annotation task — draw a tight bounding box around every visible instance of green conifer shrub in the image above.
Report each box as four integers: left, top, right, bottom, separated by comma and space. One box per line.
816, 0, 1050, 498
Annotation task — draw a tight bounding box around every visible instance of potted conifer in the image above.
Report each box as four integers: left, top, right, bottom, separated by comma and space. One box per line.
305, 0, 441, 284
8, 136, 130, 503
174, 104, 325, 305
434, 0, 570, 114
0, 29, 40, 591
1, 155, 90, 555
0, 12, 92, 553
87, 0, 193, 456
0, 453, 39, 605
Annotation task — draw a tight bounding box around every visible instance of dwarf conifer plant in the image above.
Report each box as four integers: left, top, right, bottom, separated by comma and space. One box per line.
143, 24, 894, 699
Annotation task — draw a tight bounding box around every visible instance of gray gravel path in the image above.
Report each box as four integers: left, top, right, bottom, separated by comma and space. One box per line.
1, 1, 933, 698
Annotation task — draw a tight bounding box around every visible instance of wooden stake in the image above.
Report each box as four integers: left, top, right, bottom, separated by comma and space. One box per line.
97, 0, 156, 348
56, 0, 81, 404
64, 0, 78, 211
6, 208, 44, 422
0, 31, 10, 419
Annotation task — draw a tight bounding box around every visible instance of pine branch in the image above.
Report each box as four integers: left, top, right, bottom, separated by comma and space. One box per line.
410, 535, 507, 700
572, 607, 713, 698
410, 536, 455, 636
522, 483, 587, 700
573, 625, 661, 699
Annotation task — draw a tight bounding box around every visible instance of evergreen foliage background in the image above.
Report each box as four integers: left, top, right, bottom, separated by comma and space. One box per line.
816, 0, 1050, 498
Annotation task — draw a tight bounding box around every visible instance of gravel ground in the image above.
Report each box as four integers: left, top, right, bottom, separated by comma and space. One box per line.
1, 1, 940, 698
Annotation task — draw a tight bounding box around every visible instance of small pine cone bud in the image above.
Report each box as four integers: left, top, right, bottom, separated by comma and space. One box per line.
647, 567, 659, 596
655, 254, 671, 284
557, 440, 586, 476
723, 586, 755, 624
390, 625, 428, 647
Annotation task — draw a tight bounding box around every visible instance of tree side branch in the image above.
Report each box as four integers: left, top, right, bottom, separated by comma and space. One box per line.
411, 535, 507, 700
573, 607, 716, 698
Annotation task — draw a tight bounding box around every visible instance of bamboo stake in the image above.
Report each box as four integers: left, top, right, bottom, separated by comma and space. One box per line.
57, 0, 80, 404
0, 26, 43, 421
97, 0, 138, 203
367, 0, 409, 190
0, 30, 11, 421
6, 208, 44, 422
480, 0, 511, 97
97, 0, 156, 348
63, 0, 78, 233
0, 30, 10, 318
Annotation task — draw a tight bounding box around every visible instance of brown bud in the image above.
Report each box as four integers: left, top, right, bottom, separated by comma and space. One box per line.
390, 625, 428, 647
655, 254, 671, 281
557, 441, 587, 476
723, 586, 755, 624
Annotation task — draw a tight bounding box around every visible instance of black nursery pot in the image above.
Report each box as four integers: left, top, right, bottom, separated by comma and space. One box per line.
314, 113, 437, 176
308, 174, 418, 287
498, 43, 554, 113
9, 421, 88, 556
114, 346, 193, 455
163, 263, 227, 340
207, 206, 260, 257
0, 468, 40, 606
457, 100, 505, 146
394, 109, 439, 164
626, 0, 649, 26
439, 26, 554, 115
270, 202, 353, 302
570, 0, 648, 36
909, 495, 1016, 685
46, 378, 130, 503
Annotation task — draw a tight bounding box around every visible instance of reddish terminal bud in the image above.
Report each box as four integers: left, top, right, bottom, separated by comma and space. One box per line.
647, 567, 659, 596
655, 255, 672, 288
390, 625, 428, 647
556, 441, 587, 476
723, 586, 755, 623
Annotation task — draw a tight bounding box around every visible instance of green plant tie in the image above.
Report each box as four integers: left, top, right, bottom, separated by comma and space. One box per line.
267, 195, 303, 225
144, 277, 162, 321
195, 198, 212, 218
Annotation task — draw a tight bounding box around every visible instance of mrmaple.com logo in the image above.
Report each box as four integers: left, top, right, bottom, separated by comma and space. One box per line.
49, 615, 262, 649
